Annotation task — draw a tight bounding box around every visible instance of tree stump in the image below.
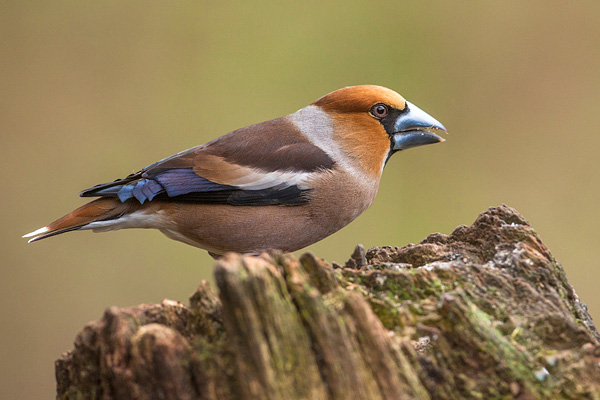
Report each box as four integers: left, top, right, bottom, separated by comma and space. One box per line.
55, 205, 600, 399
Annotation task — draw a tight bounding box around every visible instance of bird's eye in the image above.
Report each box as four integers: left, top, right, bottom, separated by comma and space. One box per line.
370, 103, 388, 118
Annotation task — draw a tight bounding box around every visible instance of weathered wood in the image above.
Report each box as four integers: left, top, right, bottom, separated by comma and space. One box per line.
56, 205, 600, 399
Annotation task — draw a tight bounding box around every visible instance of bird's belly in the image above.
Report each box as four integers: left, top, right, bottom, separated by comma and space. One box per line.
151, 170, 379, 256
156, 203, 333, 255
154, 195, 373, 255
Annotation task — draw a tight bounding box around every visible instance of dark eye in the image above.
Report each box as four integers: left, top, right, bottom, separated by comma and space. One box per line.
370, 103, 388, 118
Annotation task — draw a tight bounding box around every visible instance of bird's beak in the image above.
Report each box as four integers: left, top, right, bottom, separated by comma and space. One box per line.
392, 101, 447, 151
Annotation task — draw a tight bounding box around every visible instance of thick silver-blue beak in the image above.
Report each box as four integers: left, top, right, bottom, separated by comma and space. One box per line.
392, 101, 447, 151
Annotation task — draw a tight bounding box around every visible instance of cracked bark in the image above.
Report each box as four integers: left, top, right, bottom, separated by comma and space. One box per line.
55, 205, 600, 399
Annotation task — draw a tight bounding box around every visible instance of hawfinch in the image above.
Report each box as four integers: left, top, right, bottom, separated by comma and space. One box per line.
24, 85, 446, 257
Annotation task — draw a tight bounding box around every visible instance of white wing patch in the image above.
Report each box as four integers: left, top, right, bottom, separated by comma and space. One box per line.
228, 169, 312, 190
199, 158, 313, 191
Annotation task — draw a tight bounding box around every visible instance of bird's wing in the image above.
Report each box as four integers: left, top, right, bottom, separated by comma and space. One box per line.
80, 117, 335, 206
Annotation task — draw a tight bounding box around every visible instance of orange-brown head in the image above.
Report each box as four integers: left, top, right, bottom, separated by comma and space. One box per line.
311, 85, 446, 178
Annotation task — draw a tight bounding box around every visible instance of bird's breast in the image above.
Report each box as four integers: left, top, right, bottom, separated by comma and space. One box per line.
304, 167, 381, 234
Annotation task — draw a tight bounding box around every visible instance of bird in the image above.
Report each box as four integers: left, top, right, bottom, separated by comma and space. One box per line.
23, 85, 447, 258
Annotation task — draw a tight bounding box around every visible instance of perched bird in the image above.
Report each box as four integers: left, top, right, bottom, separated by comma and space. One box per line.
23, 85, 446, 257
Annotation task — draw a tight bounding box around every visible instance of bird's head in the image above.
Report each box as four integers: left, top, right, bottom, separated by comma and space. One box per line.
311, 85, 447, 178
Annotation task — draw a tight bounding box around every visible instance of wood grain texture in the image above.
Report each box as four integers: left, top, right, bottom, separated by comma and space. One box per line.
55, 205, 600, 399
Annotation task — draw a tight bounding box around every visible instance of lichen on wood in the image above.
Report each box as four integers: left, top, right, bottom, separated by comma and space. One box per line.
55, 205, 600, 399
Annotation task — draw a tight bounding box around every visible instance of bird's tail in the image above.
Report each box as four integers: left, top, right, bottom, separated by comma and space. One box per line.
22, 198, 140, 243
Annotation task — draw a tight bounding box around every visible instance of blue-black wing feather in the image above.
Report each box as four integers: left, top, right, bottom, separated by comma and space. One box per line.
79, 118, 334, 206
80, 167, 310, 206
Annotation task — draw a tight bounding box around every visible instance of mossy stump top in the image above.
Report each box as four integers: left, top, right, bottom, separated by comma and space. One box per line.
56, 205, 600, 400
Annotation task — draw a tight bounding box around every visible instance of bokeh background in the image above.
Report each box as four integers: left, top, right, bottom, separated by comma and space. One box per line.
2, 2, 599, 398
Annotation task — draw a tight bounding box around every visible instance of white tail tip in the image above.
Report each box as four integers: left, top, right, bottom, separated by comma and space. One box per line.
22, 226, 49, 241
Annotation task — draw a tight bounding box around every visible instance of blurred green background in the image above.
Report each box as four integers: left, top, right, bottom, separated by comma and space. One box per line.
2, 1, 599, 398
